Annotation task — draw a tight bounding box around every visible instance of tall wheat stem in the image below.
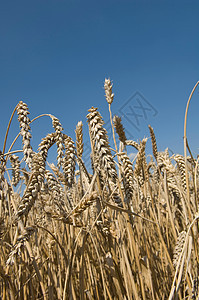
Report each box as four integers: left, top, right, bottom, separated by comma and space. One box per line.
183, 81, 199, 270
108, 104, 126, 205
5, 169, 47, 300
184, 81, 199, 212
2, 104, 18, 154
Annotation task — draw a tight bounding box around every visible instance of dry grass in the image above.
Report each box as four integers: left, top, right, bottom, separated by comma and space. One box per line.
0, 80, 198, 300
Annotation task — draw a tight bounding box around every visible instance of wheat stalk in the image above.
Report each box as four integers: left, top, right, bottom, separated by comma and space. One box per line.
0, 81, 198, 300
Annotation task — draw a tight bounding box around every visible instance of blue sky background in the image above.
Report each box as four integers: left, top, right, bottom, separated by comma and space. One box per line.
0, 0, 199, 165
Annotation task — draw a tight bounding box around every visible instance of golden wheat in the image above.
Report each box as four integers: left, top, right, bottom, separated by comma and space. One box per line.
0, 81, 198, 300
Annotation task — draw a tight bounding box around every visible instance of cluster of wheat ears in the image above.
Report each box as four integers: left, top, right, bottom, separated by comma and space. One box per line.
0, 80, 199, 300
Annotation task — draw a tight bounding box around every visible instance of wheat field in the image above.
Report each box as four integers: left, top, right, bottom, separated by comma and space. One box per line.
0, 79, 198, 299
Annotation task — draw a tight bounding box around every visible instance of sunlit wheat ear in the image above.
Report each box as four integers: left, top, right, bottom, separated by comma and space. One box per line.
90, 150, 108, 192
113, 115, 127, 144
9, 154, 20, 186
51, 116, 65, 168
120, 152, 134, 203
104, 78, 114, 104
45, 170, 68, 214
50, 213, 83, 227
157, 150, 182, 197
63, 134, 76, 187
167, 174, 181, 198
75, 121, 83, 158
157, 149, 173, 171
38, 132, 56, 161
134, 138, 148, 179
125, 140, 139, 150
174, 154, 187, 192
71, 191, 99, 217
90, 149, 102, 176
148, 125, 158, 161
164, 147, 170, 160
16, 153, 45, 219
75, 121, 91, 183
87, 106, 117, 183
173, 230, 186, 268
6, 227, 36, 266
17, 101, 33, 168
49, 163, 65, 184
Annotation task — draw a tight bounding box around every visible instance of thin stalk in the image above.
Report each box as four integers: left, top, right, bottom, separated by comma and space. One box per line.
108, 104, 126, 207
5, 169, 47, 300
2, 104, 18, 154
183, 81, 199, 211
6, 113, 53, 155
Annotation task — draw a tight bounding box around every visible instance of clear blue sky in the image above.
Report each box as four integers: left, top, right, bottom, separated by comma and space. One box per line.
1, 0, 199, 163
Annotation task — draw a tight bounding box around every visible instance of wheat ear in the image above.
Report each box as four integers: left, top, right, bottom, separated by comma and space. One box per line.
120, 152, 134, 203
9, 154, 20, 186
87, 107, 117, 183
113, 115, 127, 144
38, 132, 56, 161
134, 138, 148, 180
125, 140, 139, 150
148, 125, 158, 161
173, 231, 186, 267
16, 153, 45, 219
51, 116, 65, 168
75, 121, 83, 158
104, 78, 114, 104
45, 170, 68, 214
17, 101, 33, 168
174, 154, 187, 192
63, 134, 76, 187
